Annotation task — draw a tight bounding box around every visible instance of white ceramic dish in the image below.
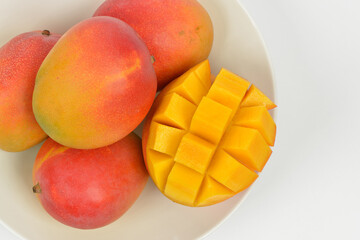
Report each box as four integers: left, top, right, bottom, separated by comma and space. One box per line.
0, 0, 275, 239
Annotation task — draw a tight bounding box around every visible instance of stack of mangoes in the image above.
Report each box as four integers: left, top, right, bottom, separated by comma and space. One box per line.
0, 0, 276, 230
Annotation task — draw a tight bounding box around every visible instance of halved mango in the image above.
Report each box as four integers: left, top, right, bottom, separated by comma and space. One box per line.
143, 59, 276, 207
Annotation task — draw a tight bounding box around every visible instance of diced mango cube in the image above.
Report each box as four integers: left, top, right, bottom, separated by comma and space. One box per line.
146, 150, 174, 191
218, 68, 249, 84
174, 133, 215, 174
208, 150, 258, 192
166, 72, 208, 105
148, 122, 185, 156
164, 163, 204, 206
221, 126, 272, 172
233, 106, 276, 146
207, 74, 249, 112
191, 60, 211, 90
240, 85, 277, 110
196, 175, 234, 207
190, 97, 232, 144
153, 93, 196, 130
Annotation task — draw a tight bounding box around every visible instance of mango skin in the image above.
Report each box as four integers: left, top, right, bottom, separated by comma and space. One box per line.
94, 0, 213, 89
0, 31, 60, 152
33, 17, 157, 149
32, 133, 148, 229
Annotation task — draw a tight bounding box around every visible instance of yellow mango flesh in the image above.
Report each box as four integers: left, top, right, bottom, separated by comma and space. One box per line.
174, 133, 215, 174
144, 60, 276, 207
164, 163, 204, 206
240, 85, 277, 110
233, 106, 276, 146
221, 126, 272, 172
207, 150, 258, 192
146, 150, 174, 191
153, 93, 196, 130
148, 122, 185, 156
207, 69, 250, 113
189, 97, 232, 145
196, 175, 234, 207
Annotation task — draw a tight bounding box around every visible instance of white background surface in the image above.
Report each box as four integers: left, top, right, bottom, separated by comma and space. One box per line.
1, 0, 360, 239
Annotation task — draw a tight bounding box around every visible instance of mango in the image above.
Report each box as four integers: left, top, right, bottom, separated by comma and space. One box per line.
0, 31, 60, 152
93, 0, 213, 89
32, 133, 148, 229
32, 17, 157, 149
142, 60, 276, 207
240, 85, 277, 110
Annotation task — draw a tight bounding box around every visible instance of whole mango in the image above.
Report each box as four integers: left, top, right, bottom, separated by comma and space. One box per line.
0, 30, 60, 152
32, 133, 148, 229
33, 17, 157, 149
94, 0, 214, 89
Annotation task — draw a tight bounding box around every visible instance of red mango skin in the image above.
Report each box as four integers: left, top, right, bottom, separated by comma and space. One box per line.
32, 17, 157, 149
0, 31, 60, 152
94, 0, 213, 90
32, 133, 148, 229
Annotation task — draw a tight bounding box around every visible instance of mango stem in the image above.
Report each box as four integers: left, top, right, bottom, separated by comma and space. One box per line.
32, 183, 42, 194
42, 30, 51, 36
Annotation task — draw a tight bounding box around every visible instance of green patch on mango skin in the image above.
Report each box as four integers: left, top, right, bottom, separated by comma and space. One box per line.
179, 30, 185, 36
32, 110, 59, 141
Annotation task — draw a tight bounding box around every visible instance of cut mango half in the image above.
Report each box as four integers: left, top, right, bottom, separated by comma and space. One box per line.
142, 60, 276, 207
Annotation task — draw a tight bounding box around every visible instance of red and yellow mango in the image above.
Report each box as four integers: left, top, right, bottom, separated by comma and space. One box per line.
32, 17, 157, 149
32, 133, 148, 229
94, 0, 213, 89
143, 60, 276, 207
0, 30, 60, 152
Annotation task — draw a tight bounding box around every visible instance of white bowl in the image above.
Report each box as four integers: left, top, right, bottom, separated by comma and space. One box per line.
0, 0, 275, 239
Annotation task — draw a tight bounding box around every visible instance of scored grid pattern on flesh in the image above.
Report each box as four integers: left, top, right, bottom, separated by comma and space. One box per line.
146, 65, 274, 206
